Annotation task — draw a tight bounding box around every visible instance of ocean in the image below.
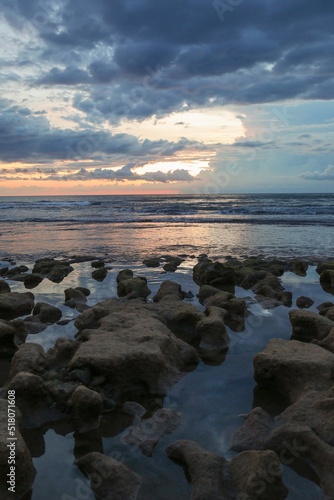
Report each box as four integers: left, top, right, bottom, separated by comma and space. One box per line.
0, 193, 333, 260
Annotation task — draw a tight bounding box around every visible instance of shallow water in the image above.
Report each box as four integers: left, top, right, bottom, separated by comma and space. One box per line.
1, 258, 332, 499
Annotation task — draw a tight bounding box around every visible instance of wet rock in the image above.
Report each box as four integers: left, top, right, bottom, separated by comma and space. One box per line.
204, 290, 235, 309
0, 400, 36, 499
320, 269, 334, 294
33, 302, 62, 324
64, 287, 88, 310
296, 296, 314, 309
70, 305, 199, 400
197, 284, 220, 304
0, 280, 10, 293
116, 269, 133, 283
0, 267, 8, 277
0, 320, 18, 358
229, 450, 288, 500
163, 258, 183, 272
196, 306, 229, 349
325, 306, 334, 321
254, 339, 334, 403
316, 260, 334, 275
92, 267, 108, 282
291, 259, 308, 277
48, 264, 74, 283
252, 274, 284, 294
193, 258, 236, 287
117, 277, 151, 299
4, 266, 28, 278
68, 368, 92, 386
0, 292, 34, 320
75, 452, 142, 500
23, 274, 43, 289
44, 380, 80, 408
278, 291, 293, 307
317, 301, 334, 315
123, 408, 182, 457
153, 281, 183, 302
7, 372, 45, 404
143, 257, 160, 268
313, 327, 334, 353
46, 338, 80, 369
70, 255, 100, 264
76, 287, 91, 297
91, 260, 105, 268
289, 309, 334, 342
70, 385, 103, 432
32, 258, 73, 283
232, 407, 275, 451
9, 343, 48, 381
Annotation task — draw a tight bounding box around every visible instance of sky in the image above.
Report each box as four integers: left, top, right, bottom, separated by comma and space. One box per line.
0, 0, 334, 195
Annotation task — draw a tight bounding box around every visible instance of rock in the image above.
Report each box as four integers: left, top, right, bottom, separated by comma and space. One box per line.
0, 399, 36, 499
7, 372, 45, 403
153, 281, 183, 302
0, 267, 8, 277
0, 280, 10, 293
92, 267, 108, 282
163, 259, 182, 272
33, 302, 62, 324
0, 292, 34, 320
69, 255, 100, 264
9, 343, 48, 381
166, 440, 228, 499
254, 339, 334, 403
204, 290, 235, 309
21, 316, 48, 335
289, 309, 334, 342
76, 287, 91, 297
296, 296, 314, 309
91, 260, 105, 268
197, 285, 220, 304
23, 274, 43, 289
70, 385, 103, 432
48, 264, 74, 283
317, 301, 334, 315
143, 257, 160, 268
252, 274, 283, 294
320, 269, 334, 293
123, 408, 182, 457
44, 380, 80, 408
291, 259, 308, 276
70, 304, 199, 399
229, 450, 288, 500
278, 291, 292, 307
117, 277, 151, 299
64, 288, 88, 310
316, 260, 334, 275
32, 258, 73, 283
46, 338, 79, 368
196, 306, 229, 349
116, 269, 133, 283
75, 452, 142, 500
166, 440, 287, 500
232, 407, 275, 451
325, 306, 334, 321
313, 327, 334, 353
193, 258, 236, 287
0, 320, 18, 357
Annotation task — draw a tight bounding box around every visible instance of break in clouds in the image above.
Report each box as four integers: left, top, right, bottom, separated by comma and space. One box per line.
1, 0, 334, 190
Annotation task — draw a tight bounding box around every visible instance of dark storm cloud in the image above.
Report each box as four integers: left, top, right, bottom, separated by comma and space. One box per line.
2, 0, 334, 129
0, 99, 204, 164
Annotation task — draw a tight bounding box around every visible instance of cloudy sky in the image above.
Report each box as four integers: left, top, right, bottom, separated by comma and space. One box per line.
0, 0, 333, 195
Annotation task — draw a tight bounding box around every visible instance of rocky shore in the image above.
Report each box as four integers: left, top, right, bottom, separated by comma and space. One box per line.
0, 254, 334, 498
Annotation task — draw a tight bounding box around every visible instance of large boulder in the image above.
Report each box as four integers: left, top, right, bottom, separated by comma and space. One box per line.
289, 309, 334, 342
0, 292, 34, 320
196, 306, 229, 349
8, 343, 48, 381
0, 400, 36, 499
153, 281, 183, 302
70, 305, 199, 399
75, 452, 142, 500
0, 320, 18, 357
197, 285, 220, 304
254, 339, 334, 403
313, 327, 334, 353
117, 277, 151, 299
0, 280, 10, 294
193, 258, 236, 287
7, 372, 45, 404
70, 385, 103, 432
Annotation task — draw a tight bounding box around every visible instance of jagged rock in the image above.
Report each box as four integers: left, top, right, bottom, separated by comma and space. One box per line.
70, 304, 199, 399
70, 385, 103, 432
196, 306, 229, 349
289, 309, 334, 342
232, 407, 274, 451
123, 408, 182, 457
0, 400, 36, 499
33, 302, 62, 324
0, 292, 34, 320
117, 277, 151, 298
254, 339, 334, 403
153, 281, 183, 302
75, 452, 142, 500
296, 296, 314, 309
0, 280, 10, 293
9, 344, 48, 381
143, 257, 160, 268
291, 259, 308, 276
92, 267, 108, 282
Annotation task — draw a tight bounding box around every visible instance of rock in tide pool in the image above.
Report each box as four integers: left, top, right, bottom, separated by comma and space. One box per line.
254, 338, 334, 403
92, 267, 108, 282
296, 296, 314, 309
33, 302, 62, 324
0, 400, 36, 499
0, 320, 18, 358
75, 452, 142, 500
8, 343, 48, 381
143, 257, 160, 268
289, 309, 334, 342
320, 269, 334, 294
0, 292, 34, 320
117, 277, 151, 299
70, 385, 103, 432
0, 280, 10, 294
153, 280, 184, 302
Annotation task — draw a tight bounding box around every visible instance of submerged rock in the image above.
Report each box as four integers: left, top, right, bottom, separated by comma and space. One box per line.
75, 452, 142, 500
0, 292, 34, 320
